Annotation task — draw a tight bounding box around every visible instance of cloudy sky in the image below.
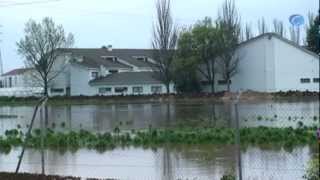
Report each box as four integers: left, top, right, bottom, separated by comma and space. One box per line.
0, 0, 317, 72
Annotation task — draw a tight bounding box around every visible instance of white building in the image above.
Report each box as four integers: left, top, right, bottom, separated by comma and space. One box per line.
202, 33, 319, 92
49, 47, 175, 96
0, 68, 42, 96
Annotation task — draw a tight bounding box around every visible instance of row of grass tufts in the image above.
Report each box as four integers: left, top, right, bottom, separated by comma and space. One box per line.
0, 126, 317, 154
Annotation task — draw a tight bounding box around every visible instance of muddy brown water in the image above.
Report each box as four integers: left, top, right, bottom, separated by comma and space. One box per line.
0, 100, 318, 179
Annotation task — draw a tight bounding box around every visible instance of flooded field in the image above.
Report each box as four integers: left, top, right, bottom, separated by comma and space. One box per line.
0, 100, 318, 179
0, 100, 318, 134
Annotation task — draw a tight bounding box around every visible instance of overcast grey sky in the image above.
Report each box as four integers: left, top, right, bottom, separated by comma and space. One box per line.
0, 0, 317, 72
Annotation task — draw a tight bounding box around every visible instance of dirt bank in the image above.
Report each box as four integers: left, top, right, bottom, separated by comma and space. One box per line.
0, 172, 115, 180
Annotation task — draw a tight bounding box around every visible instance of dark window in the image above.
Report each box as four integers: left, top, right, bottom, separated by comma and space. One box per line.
313, 78, 320, 83
151, 86, 162, 94
109, 70, 119, 74
91, 72, 98, 79
99, 87, 112, 94
136, 57, 148, 62
200, 81, 210, 85
105, 56, 118, 62
132, 86, 143, 93
51, 88, 64, 93
300, 78, 311, 83
8, 77, 12, 88
218, 80, 231, 85
115, 87, 128, 93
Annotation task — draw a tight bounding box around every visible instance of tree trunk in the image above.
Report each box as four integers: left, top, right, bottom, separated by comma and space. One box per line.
227, 76, 231, 92
211, 61, 215, 94
166, 82, 170, 94
44, 78, 48, 97
210, 80, 214, 94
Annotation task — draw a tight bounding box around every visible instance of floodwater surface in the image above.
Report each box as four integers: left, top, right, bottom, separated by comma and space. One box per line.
0, 100, 318, 179
0, 100, 318, 134
0, 145, 314, 180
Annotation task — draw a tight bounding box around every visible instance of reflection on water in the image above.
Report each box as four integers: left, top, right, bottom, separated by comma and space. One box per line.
0, 100, 318, 135
0, 145, 313, 180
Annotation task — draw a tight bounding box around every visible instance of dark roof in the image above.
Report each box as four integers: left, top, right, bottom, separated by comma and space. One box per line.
89, 72, 162, 86
2, 68, 33, 76
239, 33, 319, 58
60, 48, 156, 69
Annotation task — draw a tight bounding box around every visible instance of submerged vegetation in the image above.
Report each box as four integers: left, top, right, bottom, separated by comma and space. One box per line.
0, 126, 317, 154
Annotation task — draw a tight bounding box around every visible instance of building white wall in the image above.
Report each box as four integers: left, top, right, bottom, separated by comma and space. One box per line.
229, 36, 270, 92
70, 64, 97, 96
273, 37, 319, 92
0, 71, 43, 96
228, 35, 319, 92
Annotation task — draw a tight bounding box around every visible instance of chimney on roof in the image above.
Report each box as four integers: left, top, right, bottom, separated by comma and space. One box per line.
107, 45, 112, 52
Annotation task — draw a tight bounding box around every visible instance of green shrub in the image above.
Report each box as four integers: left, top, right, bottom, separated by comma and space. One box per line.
303, 154, 319, 180
221, 174, 236, 180
257, 116, 263, 121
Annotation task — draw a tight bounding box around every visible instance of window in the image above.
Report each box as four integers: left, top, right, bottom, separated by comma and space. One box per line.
99, 87, 112, 94
300, 78, 311, 83
115, 87, 128, 93
103, 56, 118, 62
313, 78, 320, 83
8, 77, 12, 88
151, 86, 162, 94
14, 76, 18, 86
91, 72, 99, 79
109, 70, 119, 74
132, 86, 143, 93
51, 88, 64, 93
136, 57, 148, 62
218, 80, 231, 85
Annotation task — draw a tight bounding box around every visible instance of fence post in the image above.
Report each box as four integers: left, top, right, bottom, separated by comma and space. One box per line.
234, 91, 242, 180
16, 97, 45, 173
234, 102, 242, 180
40, 102, 45, 175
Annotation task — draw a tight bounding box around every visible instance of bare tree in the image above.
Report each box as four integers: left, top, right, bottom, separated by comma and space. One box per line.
289, 26, 300, 44
17, 17, 74, 97
152, 0, 178, 94
273, 19, 285, 37
216, 0, 241, 92
257, 17, 268, 35
244, 23, 253, 41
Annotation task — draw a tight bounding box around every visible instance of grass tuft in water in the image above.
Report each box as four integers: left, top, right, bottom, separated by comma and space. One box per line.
0, 126, 317, 153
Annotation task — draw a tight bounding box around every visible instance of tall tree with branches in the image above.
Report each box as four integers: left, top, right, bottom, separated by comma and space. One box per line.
216, 0, 241, 92
152, 0, 178, 94
289, 26, 299, 44
244, 23, 253, 41
176, 18, 220, 93
257, 17, 268, 35
273, 19, 285, 37
17, 17, 74, 97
